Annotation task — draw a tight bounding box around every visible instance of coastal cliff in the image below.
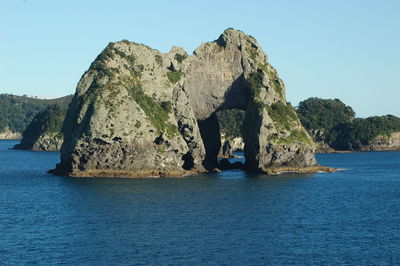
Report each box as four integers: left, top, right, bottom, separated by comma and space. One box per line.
52, 28, 320, 177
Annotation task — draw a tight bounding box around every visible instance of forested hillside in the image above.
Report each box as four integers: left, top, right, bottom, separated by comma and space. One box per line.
297, 98, 400, 150
296, 97, 355, 141
327, 115, 400, 150
0, 94, 72, 134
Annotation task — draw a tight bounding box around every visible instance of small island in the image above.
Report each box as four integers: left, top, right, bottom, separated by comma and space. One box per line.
44, 28, 330, 177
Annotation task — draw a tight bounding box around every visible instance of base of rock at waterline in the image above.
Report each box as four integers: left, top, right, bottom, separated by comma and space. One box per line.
49, 165, 335, 178
48, 168, 201, 178
261, 166, 337, 175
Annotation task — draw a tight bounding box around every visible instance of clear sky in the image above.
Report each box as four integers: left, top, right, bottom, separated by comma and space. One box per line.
1, 0, 399, 117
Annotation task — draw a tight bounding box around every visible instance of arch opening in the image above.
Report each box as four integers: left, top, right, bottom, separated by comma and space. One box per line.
216, 108, 246, 171
193, 74, 253, 172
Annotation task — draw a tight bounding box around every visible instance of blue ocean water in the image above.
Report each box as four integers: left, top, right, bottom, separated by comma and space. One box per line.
1, 139, 400, 265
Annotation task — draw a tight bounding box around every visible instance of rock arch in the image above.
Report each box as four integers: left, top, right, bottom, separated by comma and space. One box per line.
53, 29, 319, 177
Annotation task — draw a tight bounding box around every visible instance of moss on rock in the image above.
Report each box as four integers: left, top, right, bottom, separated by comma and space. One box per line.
167, 70, 184, 84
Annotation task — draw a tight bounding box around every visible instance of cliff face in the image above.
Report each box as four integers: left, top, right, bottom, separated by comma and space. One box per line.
360, 131, 400, 151
13, 105, 65, 151
53, 28, 317, 177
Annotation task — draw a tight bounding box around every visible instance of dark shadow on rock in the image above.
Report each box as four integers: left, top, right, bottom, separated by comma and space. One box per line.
198, 113, 221, 171
219, 158, 244, 171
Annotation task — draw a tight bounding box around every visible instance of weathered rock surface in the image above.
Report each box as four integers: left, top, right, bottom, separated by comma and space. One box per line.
0, 127, 21, 139
13, 105, 65, 151
52, 28, 320, 177
360, 131, 400, 151
315, 141, 335, 153
219, 135, 244, 158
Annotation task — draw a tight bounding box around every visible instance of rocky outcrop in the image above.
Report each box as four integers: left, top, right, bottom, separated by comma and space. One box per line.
315, 141, 335, 153
0, 127, 21, 139
20, 133, 63, 151
219, 135, 244, 158
13, 105, 65, 151
360, 131, 400, 151
52, 28, 322, 178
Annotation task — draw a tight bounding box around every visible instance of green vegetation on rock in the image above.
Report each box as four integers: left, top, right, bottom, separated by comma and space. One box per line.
247, 71, 263, 98
134, 92, 178, 137
245, 45, 283, 98
174, 53, 187, 63
124, 75, 178, 138
266, 101, 298, 130
246, 47, 258, 61
91, 43, 118, 78
86, 43, 180, 139
91, 43, 139, 81
271, 80, 284, 97
167, 70, 184, 84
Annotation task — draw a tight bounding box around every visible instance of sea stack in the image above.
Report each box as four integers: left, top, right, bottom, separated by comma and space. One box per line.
52, 28, 319, 177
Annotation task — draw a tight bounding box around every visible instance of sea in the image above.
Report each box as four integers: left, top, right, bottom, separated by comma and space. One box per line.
1, 139, 400, 265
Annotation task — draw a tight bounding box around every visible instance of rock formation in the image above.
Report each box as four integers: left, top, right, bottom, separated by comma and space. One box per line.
52, 28, 321, 177
13, 105, 65, 151
219, 135, 244, 158
315, 141, 335, 153
360, 131, 400, 151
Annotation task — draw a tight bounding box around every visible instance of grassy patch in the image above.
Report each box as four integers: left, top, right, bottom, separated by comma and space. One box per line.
256, 62, 276, 78
246, 47, 258, 61
134, 93, 178, 137
167, 70, 183, 84
124, 76, 178, 138
266, 101, 298, 131
269, 130, 313, 146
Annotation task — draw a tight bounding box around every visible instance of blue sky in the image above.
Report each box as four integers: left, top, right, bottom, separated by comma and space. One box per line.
1, 0, 399, 117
